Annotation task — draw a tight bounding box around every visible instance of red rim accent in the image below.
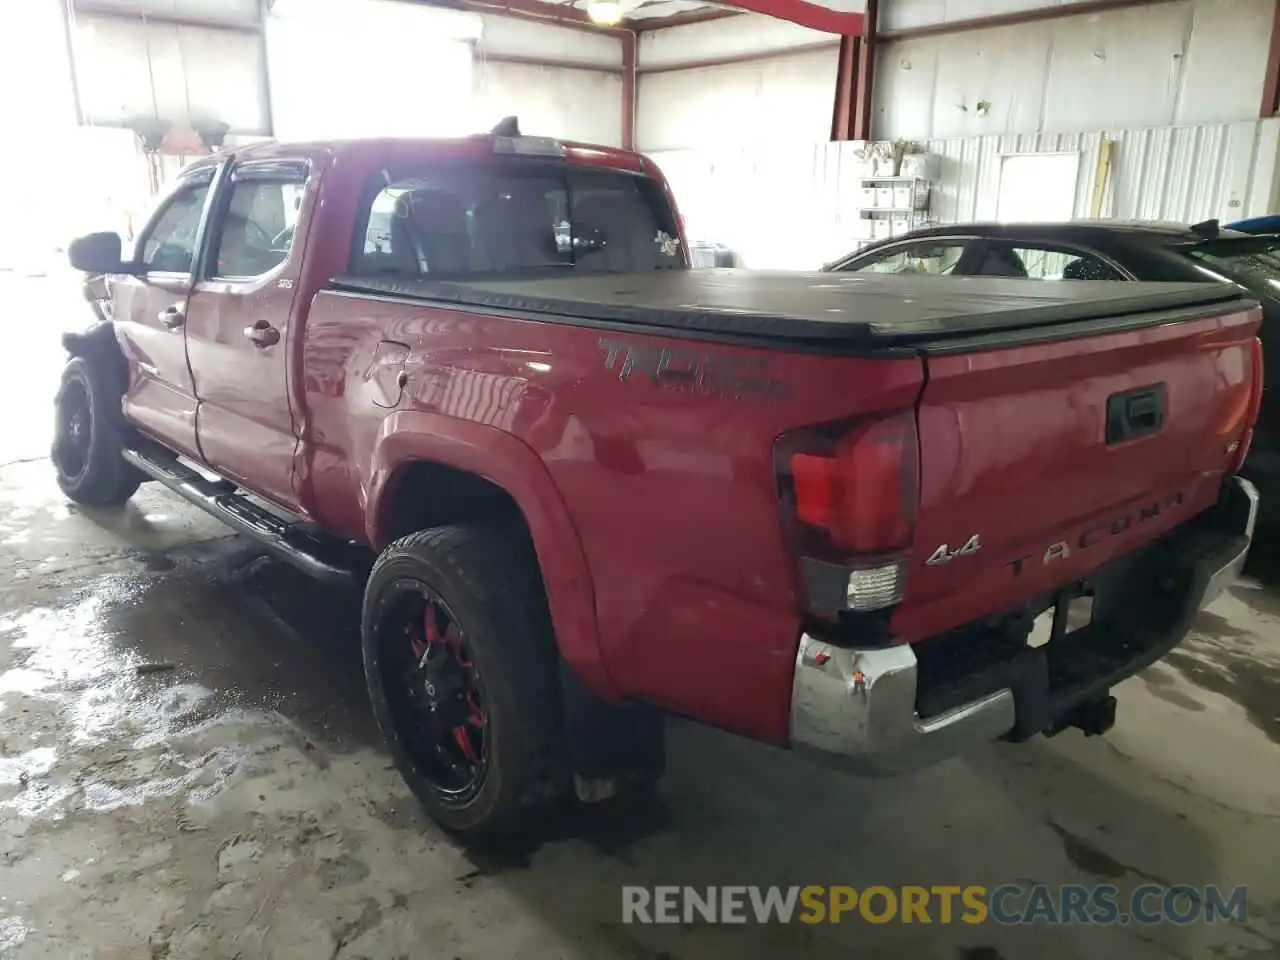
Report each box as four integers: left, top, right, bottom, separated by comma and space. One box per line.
384, 587, 489, 800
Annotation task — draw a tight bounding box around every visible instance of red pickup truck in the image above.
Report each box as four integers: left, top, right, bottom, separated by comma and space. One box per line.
59, 127, 1262, 835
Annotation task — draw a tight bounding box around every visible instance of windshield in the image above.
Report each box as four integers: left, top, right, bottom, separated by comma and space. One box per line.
349, 164, 683, 278
1185, 237, 1280, 286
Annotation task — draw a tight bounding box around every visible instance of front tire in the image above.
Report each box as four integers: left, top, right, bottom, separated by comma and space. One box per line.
362, 525, 564, 835
51, 356, 142, 506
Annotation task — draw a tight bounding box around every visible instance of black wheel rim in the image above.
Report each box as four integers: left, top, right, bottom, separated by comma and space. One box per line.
57, 380, 92, 480
377, 580, 489, 802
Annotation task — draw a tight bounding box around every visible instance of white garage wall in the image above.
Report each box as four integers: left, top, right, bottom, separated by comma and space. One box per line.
0, 0, 92, 265
926, 120, 1280, 223
637, 48, 839, 151
478, 16, 621, 67
70, 13, 268, 133
649, 118, 1280, 269
473, 60, 624, 146
473, 17, 624, 145
69, 0, 259, 27
883, 0, 1112, 31
636, 15, 839, 151
1, 0, 78, 130
875, 0, 1274, 140
638, 14, 833, 68
266, 1, 480, 139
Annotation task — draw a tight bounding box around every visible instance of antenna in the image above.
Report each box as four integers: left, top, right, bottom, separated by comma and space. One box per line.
1189, 218, 1221, 240
491, 116, 521, 137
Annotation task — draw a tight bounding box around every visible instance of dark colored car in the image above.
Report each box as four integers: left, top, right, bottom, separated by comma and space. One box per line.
826, 221, 1278, 519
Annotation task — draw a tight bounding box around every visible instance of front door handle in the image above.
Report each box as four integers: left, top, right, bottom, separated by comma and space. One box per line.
244, 322, 280, 348
159, 304, 186, 329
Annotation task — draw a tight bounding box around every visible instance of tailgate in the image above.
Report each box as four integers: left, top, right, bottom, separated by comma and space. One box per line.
894, 298, 1261, 643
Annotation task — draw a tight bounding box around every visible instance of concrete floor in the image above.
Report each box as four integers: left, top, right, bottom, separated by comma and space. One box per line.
0, 273, 1277, 959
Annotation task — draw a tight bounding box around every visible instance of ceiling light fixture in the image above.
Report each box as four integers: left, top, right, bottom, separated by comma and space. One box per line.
586, 0, 623, 25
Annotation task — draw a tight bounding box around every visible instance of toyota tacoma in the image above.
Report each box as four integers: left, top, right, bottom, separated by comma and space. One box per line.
56, 125, 1262, 835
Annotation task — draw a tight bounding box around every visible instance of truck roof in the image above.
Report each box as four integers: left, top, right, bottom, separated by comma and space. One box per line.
330, 270, 1252, 351
182, 134, 651, 176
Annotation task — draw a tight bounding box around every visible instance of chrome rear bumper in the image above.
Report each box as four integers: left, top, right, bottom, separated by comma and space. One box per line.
789, 477, 1258, 775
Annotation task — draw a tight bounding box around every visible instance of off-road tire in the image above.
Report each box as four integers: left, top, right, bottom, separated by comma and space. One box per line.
51, 356, 143, 506
362, 524, 565, 835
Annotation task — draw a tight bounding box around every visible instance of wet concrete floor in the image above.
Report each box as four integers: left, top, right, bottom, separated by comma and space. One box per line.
0, 273, 1278, 959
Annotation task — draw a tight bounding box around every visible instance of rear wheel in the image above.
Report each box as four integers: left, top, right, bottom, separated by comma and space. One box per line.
51, 356, 142, 506
362, 525, 564, 835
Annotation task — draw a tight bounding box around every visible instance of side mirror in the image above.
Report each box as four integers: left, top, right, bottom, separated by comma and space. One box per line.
68, 232, 127, 274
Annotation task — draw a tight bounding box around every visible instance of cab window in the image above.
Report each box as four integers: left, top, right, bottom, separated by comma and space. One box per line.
210, 176, 306, 279
139, 182, 210, 273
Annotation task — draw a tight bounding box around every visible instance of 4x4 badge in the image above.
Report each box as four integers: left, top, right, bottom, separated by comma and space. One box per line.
926, 534, 982, 566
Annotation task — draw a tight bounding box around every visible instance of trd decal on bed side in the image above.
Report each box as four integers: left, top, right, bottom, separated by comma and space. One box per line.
597, 338, 789, 399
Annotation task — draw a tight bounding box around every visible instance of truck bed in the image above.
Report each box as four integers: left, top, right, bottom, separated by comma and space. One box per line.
328, 270, 1250, 349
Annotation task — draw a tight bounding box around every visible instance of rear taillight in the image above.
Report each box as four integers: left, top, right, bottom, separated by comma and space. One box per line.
776, 410, 920, 617
1229, 336, 1264, 474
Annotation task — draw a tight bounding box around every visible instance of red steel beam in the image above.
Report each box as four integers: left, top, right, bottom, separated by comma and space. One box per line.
879, 0, 1181, 41
621, 30, 637, 150
1262, 0, 1280, 117
473, 0, 860, 34
830, 34, 857, 141
852, 0, 876, 139
704, 0, 862, 34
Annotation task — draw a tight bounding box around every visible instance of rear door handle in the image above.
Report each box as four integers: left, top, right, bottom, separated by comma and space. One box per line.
244, 322, 280, 348
159, 304, 185, 329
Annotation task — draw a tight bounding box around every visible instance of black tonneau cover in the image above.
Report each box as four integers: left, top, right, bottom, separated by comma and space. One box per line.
329, 270, 1250, 346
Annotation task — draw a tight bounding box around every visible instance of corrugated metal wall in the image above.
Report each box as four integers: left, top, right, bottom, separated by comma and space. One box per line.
649, 119, 1280, 270
635, 14, 839, 152
924, 120, 1280, 224
474, 59, 624, 148
71, 13, 270, 135
875, 0, 1274, 140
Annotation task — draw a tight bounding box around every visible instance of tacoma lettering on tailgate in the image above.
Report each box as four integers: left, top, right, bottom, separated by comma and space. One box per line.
1005, 491, 1186, 577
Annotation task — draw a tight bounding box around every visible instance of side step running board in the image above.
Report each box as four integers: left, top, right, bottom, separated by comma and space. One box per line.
122, 448, 360, 586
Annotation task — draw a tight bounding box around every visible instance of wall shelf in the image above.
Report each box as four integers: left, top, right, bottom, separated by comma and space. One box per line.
856, 176, 932, 240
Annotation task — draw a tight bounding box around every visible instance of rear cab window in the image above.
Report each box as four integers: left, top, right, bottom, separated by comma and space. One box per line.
349, 162, 684, 277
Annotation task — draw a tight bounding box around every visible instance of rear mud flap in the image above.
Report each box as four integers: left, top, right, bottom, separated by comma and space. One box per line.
559, 660, 665, 798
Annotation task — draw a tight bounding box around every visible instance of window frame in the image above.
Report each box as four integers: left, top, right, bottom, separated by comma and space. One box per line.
197, 159, 312, 283
965, 239, 1136, 281
133, 169, 217, 278
835, 236, 981, 276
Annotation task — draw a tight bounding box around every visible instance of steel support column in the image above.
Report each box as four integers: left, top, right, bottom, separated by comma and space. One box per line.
831, 0, 875, 141
853, 0, 877, 141
830, 34, 857, 141
1262, 0, 1280, 117
622, 30, 637, 150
